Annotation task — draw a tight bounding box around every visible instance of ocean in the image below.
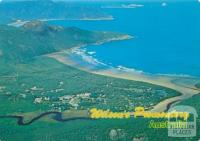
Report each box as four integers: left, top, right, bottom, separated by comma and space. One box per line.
48, 1, 200, 77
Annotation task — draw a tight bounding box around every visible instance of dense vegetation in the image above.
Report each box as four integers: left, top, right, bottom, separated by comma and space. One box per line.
0, 21, 125, 62
0, 57, 180, 115
0, 23, 185, 141
178, 94, 200, 117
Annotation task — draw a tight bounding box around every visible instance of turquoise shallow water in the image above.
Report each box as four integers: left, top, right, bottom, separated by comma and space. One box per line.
49, 1, 200, 77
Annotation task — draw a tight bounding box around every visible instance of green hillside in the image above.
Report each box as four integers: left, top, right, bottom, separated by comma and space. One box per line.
0, 22, 183, 141
0, 21, 126, 62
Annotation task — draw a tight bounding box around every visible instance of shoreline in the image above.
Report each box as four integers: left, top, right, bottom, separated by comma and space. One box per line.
7, 17, 115, 27
48, 50, 200, 112
47, 34, 200, 112
92, 70, 200, 112
40, 17, 114, 21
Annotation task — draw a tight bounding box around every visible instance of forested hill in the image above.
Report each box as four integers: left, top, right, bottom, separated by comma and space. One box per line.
0, 21, 129, 62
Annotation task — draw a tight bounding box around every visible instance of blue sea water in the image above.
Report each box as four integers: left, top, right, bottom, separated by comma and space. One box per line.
49, 1, 200, 77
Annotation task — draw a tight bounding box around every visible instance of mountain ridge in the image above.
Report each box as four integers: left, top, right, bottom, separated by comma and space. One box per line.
0, 21, 130, 63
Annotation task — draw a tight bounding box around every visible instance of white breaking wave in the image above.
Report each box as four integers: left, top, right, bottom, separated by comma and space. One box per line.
70, 48, 145, 73
156, 73, 194, 78
116, 65, 144, 74
87, 51, 96, 55
8, 20, 29, 27
116, 65, 196, 78
70, 48, 107, 66
70, 48, 196, 79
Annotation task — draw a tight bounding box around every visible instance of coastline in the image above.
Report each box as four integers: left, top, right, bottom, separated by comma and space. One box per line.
40, 16, 114, 21
49, 52, 200, 112
47, 34, 200, 112
7, 17, 115, 27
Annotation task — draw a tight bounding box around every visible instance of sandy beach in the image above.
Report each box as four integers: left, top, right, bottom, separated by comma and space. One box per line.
93, 69, 200, 112
48, 50, 200, 112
